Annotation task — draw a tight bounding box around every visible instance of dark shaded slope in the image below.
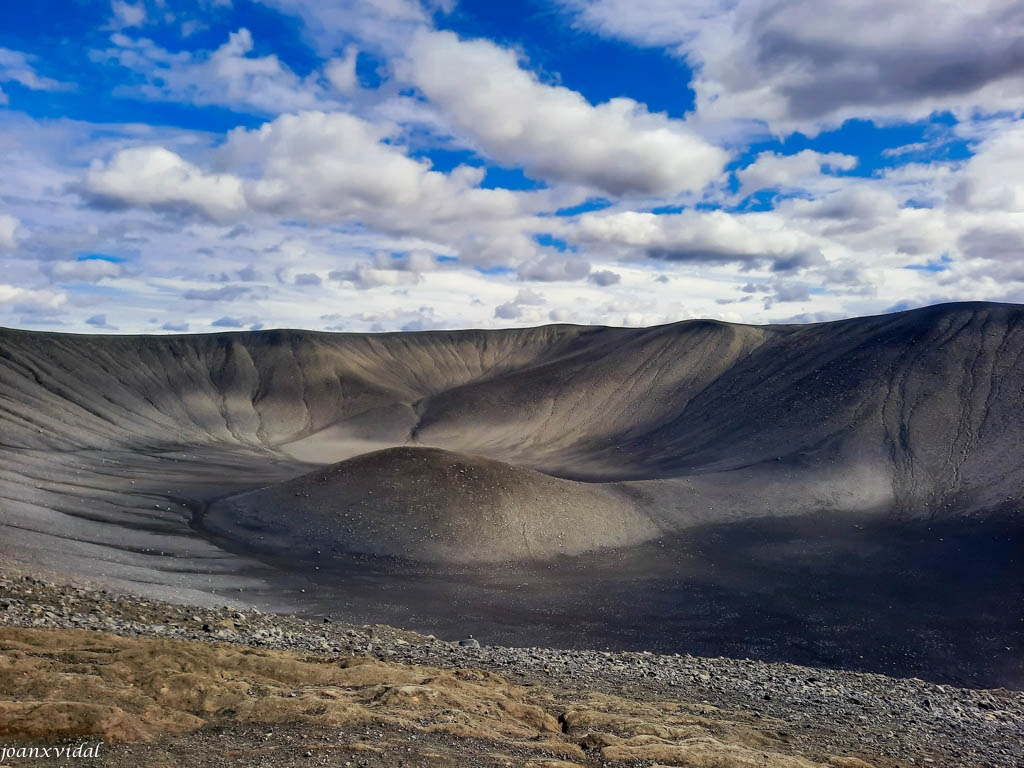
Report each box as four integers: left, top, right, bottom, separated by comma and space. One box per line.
640, 303, 1024, 515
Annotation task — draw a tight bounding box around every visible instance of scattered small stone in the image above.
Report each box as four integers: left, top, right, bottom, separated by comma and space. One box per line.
0, 573, 1020, 768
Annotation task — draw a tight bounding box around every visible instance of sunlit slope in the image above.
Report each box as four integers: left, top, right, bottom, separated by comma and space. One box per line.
411, 319, 771, 471
204, 446, 657, 563
0, 325, 614, 453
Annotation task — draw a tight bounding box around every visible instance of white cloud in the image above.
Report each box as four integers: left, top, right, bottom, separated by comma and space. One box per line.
377, 250, 439, 272
212, 315, 263, 329
400, 30, 728, 196
97, 28, 335, 115
573, 209, 824, 272
0, 284, 66, 311
184, 285, 254, 301
294, 272, 322, 286
46, 259, 123, 283
326, 250, 445, 289
518, 254, 591, 282
589, 269, 620, 286
67, 108, 1024, 332
325, 45, 360, 93
84, 146, 247, 220
322, 303, 443, 332
254, 0, 429, 54
0, 48, 71, 92
0, 214, 19, 250
86, 313, 119, 330
494, 287, 547, 321
950, 120, 1024, 212
882, 142, 930, 159
513, 287, 545, 305
5, 2, 1024, 339
493, 302, 522, 320
560, 0, 1024, 134
213, 111, 528, 238
110, 0, 147, 29
330, 265, 422, 289
736, 150, 858, 196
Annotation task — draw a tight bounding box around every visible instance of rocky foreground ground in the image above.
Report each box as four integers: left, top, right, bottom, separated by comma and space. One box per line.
0, 575, 1021, 768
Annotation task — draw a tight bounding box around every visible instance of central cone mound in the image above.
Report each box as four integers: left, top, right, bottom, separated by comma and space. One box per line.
203, 447, 659, 563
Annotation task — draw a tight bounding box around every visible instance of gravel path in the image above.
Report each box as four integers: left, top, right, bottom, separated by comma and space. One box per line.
1, 575, 1021, 767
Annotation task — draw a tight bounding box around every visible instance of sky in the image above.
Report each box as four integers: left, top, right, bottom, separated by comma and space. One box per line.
1, 0, 1023, 334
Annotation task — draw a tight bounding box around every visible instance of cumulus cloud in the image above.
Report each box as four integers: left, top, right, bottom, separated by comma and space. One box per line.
237, 264, 263, 281
764, 281, 811, 308
212, 315, 263, 329
737, 150, 858, 196
183, 285, 252, 301
375, 251, 440, 272
0, 48, 71, 92
493, 302, 522, 320
324, 45, 359, 93
162, 320, 189, 331
573, 209, 824, 272
494, 287, 546, 320
46, 259, 123, 283
950, 121, 1024, 212
321, 304, 440, 332
455, 231, 548, 269
96, 28, 335, 115
83, 110, 538, 252
85, 313, 118, 329
518, 254, 591, 281
589, 269, 621, 286
329, 265, 421, 289
8, 1, 1024, 333
294, 272, 322, 286
230, 111, 526, 232
513, 287, 545, 305
67, 91, 584, 325
0, 214, 19, 250
958, 228, 1024, 264
109, 1, 146, 29
256, 0, 430, 54
319, 312, 345, 329
400, 30, 728, 196
0, 284, 66, 311
84, 146, 246, 220
326, 251, 446, 289
559, 0, 1024, 133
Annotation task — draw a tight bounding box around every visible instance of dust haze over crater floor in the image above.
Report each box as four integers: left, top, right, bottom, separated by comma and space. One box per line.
1, 301, 1022, 687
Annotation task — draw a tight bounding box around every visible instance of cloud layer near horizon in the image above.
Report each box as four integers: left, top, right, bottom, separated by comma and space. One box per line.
0, 0, 1022, 333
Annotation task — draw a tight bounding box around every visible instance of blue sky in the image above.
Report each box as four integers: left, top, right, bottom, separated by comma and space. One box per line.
1, 0, 1022, 333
